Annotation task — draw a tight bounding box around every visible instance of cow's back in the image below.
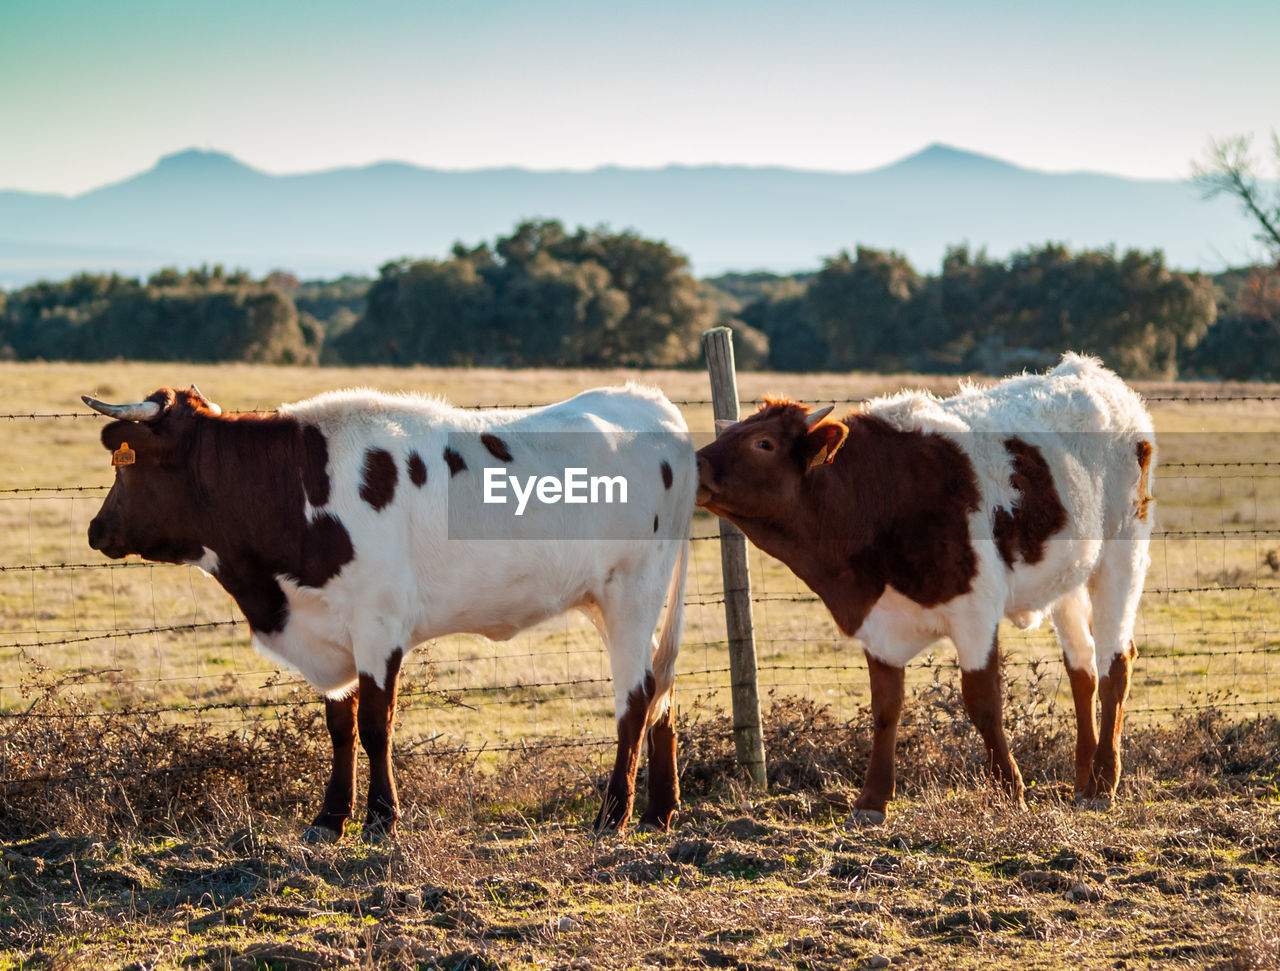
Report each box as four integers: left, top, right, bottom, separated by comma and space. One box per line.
865, 354, 1151, 532
856, 354, 1153, 627
264, 385, 694, 689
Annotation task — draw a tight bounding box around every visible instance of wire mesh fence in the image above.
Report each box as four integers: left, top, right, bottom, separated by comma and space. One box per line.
2, 392, 1279, 781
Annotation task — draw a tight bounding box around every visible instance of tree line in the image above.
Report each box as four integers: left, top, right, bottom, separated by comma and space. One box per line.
1, 219, 1277, 380
0, 267, 323, 365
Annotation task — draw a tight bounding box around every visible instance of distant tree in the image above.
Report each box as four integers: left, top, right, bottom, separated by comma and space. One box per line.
721, 318, 771, 370
807, 247, 924, 370
703, 271, 815, 306
1186, 313, 1280, 380
291, 275, 369, 359
1193, 133, 1280, 259
336, 259, 493, 365
550, 224, 716, 365
265, 270, 302, 290
736, 278, 827, 372
761, 295, 829, 372
148, 267, 183, 288
488, 252, 628, 366
1185, 261, 1280, 379
0, 272, 316, 364
333, 220, 714, 368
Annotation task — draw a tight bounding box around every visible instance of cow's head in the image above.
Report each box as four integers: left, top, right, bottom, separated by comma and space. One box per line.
84, 386, 224, 563
696, 398, 848, 520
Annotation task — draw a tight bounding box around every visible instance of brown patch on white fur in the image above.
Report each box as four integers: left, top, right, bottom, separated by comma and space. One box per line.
359, 447, 398, 511
443, 447, 468, 477
1135, 440, 1154, 521
993, 437, 1068, 568
481, 433, 513, 462
406, 451, 428, 488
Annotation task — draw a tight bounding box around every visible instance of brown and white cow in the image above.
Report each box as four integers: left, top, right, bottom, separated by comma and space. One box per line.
696, 354, 1154, 822
84, 383, 694, 839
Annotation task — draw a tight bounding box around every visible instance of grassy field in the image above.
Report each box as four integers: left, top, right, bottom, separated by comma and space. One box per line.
2, 361, 1279, 742
1, 361, 1279, 969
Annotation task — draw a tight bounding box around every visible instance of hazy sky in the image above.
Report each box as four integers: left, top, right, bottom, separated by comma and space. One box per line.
3, 0, 1277, 194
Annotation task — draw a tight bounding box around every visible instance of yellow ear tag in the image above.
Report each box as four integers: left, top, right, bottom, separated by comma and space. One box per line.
112, 442, 136, 467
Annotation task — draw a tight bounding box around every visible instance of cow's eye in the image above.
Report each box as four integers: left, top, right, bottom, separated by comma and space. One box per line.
753, 438, 774, 452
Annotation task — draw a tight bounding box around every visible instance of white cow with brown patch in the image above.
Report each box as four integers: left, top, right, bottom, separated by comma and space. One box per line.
85, 383, 694, 839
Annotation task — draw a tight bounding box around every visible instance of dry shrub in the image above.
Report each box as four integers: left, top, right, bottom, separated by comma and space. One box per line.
675, 657, 1279, 804
0, 673, 329, 838
676, 655, 1074, 797
0, 666, 612, 840
0, 669, 597, 839
1212, 902, 1280, 971
3, 658, 1277, 841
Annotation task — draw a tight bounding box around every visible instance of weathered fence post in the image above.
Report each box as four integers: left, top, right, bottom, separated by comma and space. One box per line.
702, 326, 768, 789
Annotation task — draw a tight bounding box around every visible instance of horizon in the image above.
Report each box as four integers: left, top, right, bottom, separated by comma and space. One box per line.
5, 141, 1201, 200
3, 0, 1277, 195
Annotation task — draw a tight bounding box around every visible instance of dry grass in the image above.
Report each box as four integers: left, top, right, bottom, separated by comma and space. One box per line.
5, 654, 1277, 843
1, 666, 1278, 969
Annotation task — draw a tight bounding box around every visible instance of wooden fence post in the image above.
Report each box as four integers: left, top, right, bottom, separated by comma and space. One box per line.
702, 326, 768, 789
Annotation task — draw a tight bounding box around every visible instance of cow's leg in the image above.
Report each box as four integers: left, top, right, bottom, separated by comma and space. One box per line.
596, 671, 653, 832
304, 691, 359, 842
1051, 586, 1099, 801
851, 652, 905, 825
958, 631, 1026, 807
593, 573, 669, 833
639, 691, 679, 831
357, 648, 403, 840
1084, 540, 1148, 807
1090, 640, 1137, 807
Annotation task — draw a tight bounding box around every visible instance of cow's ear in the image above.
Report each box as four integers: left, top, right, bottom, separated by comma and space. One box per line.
101, 420, 159, 456
801, 421, 848, 469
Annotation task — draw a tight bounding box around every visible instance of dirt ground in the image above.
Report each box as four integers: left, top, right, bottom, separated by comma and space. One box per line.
2, 690, 1277, 970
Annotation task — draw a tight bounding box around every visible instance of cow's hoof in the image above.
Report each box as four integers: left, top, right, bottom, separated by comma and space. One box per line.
301, 824, 343, 844
846, 809, 886, 827
592, 809, 629, 835
638, 810, 675, 833
1073, 794, 1113, 812
361, 822, 397, 844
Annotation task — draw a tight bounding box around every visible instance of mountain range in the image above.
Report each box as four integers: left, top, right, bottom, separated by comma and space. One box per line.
0, 144, 1266, 287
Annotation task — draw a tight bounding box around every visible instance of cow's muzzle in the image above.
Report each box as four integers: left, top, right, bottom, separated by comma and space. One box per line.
695, 455, 716, 508
88, 517, 127, 559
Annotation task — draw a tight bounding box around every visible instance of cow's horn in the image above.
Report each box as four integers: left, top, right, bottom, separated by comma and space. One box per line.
804, 405, 835, 428
81, 395, 163, 422
189, 384, 222, 416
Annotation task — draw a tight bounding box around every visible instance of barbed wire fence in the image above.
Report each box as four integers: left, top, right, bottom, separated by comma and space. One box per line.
2, 361, 1279, 794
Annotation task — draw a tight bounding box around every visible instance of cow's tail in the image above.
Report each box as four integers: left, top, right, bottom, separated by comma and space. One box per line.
649, 536, 689, 727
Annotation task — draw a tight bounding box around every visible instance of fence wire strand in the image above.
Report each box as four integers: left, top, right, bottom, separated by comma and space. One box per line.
3, 400, 1279, 781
